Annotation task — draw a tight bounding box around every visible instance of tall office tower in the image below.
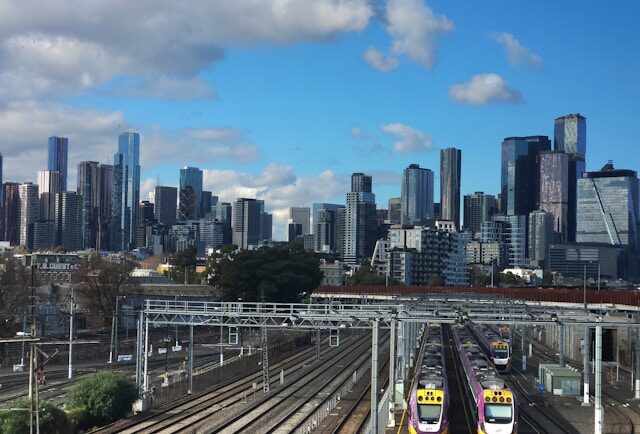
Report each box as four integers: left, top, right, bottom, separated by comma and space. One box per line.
154, 186, 178, 226
481, 214, 527, 268
48, 136, 68, 191
77, 161, 100, 249
260, 210, 273, 242
289, 207, 311, 235
2, 183, 20, 244
55, 191, 83, 251
138, 201, 154, 224
33, 220, 56, 250
201, 191, 213, 217
96, 164, 113, 251
440, 147, 461, 228
111, 132, 140, 251
500, 136, 551, 216
200, 214, 225, 251
232, 198, 262, 249
554, 113, 587, 242
312, 203, 343, 252
528, 209, 554, 266
37, 170, 61, 221
18, 183, 39, 249
0, 153, 3, 238
400, 164, 434, 225
180, 167, 203, 219
344, 173, 377, 263
312, 203, 343, 233
388, 198, 401, 224
288, 221, 302, 242
538, 151, 569, 241
179, 186, 197, 221
215, 202, 233, 245
463, 192, 498, 237
577, 162, 640, 251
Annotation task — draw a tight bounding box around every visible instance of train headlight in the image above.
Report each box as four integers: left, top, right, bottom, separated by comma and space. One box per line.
499, 397, 504, 402
506, 397, 512, 403
485, 397, 490, 402
492, 397, 497, 402
437, 396, 442, 402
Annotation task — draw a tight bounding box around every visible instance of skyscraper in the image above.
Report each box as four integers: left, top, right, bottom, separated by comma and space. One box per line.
387, 198, 401, 224
528, 209, 554, 266
232, 198, 262, 249
289, 207, 311, 235
180, 167, 203, 219
201, 190, 213, 217
2, 182, 20, 244
500, 136, 551, 216
97, 164, 113, 251
440, 147, 461, 228
481, 214, 527, 268
554, 113, 587, 242
154, 186, 178, 226
55, 191, 83, 251
215, 202, 233, 245
538, 151, 569, 241
37, 170, 61, 221
179, 186, 197, 221
463, 192, 498, 236
111, 132, 140, 251
77, 161, 100, 249
400, 164, 434, 225
48, 136, 69, 191
344, 173, 377, 263
576, 162, 639, 251
18, 183, 39, 249
0, 153, 3, 238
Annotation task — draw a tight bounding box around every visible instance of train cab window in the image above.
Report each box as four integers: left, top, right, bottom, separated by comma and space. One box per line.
417, 404, 441, 423
484, 404, 512, 424
494, 350, 509, 359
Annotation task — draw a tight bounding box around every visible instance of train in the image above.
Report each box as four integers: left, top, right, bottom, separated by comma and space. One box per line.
409, 324, 450, 434
452, 324, 518, 434
472, 324, 512, 373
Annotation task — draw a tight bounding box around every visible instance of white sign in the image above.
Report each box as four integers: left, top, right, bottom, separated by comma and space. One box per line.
172, 345, 183, 352
13, 364, 25, 372
118, 355, 133, 362
158, 348, 167, 355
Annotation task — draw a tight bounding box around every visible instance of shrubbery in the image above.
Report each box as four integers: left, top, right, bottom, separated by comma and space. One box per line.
0, 398, 70, 434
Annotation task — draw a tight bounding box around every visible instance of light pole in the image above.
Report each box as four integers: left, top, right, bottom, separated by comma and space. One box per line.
68, 286, 75, 379
108, 295, 125, 364
583, 264, 587, 311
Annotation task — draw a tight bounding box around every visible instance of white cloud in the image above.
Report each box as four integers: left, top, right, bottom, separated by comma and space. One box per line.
449, 73, 522, 106
494, 32, 542, 69
0, 1, 374, 102
363, 47, 399, 72
203, 166, 349, 240
364, 0, 453, 71
381, 122, 435, 153
350, 126, 370, 138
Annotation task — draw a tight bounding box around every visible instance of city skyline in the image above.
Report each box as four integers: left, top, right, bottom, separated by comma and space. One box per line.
0, 2, 639, 241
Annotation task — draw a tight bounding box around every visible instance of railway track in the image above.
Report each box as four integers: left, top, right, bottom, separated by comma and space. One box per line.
90, 333, 360, 434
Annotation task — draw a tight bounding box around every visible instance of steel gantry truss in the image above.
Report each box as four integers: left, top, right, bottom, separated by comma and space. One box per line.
136, 296, 640, 434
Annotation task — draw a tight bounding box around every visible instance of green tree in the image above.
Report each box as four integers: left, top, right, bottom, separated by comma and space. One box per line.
208, 244, 322, 302
0, 398, 70, 434
169, 246, 198, 284
66, 372, 138, 430
347, 265, 389, 286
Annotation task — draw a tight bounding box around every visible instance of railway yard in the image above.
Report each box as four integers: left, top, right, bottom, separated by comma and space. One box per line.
3, 295, 640, 433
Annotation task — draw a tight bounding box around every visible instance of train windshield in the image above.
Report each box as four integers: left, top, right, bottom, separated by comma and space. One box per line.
494, 350, 509, 359
417, 404, 441, 423
484, 404, 512, 423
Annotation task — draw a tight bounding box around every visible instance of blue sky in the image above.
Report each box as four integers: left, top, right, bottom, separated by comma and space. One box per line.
1, 1, 639, 239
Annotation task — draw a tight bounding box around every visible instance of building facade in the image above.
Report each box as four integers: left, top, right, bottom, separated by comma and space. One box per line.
154, 186, 178, 226
55, 191, 83, 251
538, 151, 569, 241
18, 183, 39, 249
289, 207, 311, 235
180, 167, 203, 219
528, 209, 554, 266
232, 198, 262, 249
343, 173, 377, 263
481, 214, 527, 268
2, 183, 20, 244
463, 192, 498, 237
400, 164, 434, 225
47, 136, 68, 191
440, 147, 461, 228
37, 170, 61, 221
111, 132, 140, 251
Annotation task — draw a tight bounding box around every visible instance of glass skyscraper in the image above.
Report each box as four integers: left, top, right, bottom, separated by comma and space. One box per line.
400, 164, 434, 225
48, 136, 69, 191
576, 162, 639, 252
538, 150, 569, 241
440, 147, 461, 228
500, 136, 551, 216
344, 173, 377, 263
111, 132, 140, 251
180, 167, 203, 220
463, 191, 498, 237
554, 113, 586, 242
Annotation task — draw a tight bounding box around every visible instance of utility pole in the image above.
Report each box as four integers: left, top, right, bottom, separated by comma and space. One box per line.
583, 264, 587, 311
68, 286, 74, 379
28, 264, 38, 434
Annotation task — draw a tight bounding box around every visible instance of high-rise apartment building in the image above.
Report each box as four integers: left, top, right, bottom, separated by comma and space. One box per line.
344, 173, 377, 263
2, 183, 20, 244
201, 191, 213, 217
500, 136, 551, 216
111, 132, 140, 251
576, 162, 639, 251
312, 203, 343, 253
96, 164, 113, 251
232, 198, 262, 249
47, 136, 68, 191
289, 207, 311, 235
214, 202, 233, 245
154, 186, 178, 226
440, 147, 461, 228
77, 161, 100, 249
55, 191, 83, 251
387, 198, 401, 224
463, 192, 498, 236
400, 164, 434, 225
528, 209, 554, 266
554, 113, 587, 242
538, 151, 569, 241
179, 186, 197, 221
0, 154, 3, 238
18, 183, 39, 249
481, 214, 527, 268
180, 167, 203, 220
37, 170, 61, 221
